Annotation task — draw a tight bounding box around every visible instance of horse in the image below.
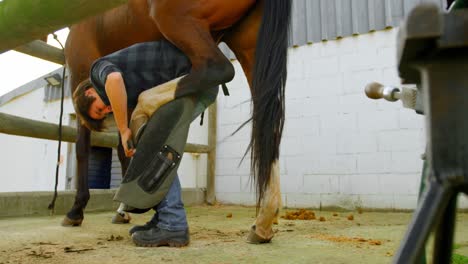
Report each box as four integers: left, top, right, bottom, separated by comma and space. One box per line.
64, 0, 291, 243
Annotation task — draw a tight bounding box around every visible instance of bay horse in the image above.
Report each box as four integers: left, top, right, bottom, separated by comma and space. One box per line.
64, 0, 291, 243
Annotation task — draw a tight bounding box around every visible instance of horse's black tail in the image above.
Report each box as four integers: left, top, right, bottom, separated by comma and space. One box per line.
250, 0, 291, 209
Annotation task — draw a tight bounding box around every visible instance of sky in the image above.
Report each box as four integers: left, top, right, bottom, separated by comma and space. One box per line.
0, 28, 70, 96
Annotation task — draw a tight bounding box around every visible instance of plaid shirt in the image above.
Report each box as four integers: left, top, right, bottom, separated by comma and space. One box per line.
90, 40, 217, 110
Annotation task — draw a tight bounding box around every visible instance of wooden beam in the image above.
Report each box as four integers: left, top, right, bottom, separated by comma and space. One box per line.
0, 0, 128, 53
0, 112, 210, 152
0, 112, 117, 148
206, 102, 217, 204
14, 40, 65, 65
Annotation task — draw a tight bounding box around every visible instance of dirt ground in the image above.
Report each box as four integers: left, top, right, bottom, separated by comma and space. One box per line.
0, 205, 467, 264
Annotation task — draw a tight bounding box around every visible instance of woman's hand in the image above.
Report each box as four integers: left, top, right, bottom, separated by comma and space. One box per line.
120, 127, 136, 157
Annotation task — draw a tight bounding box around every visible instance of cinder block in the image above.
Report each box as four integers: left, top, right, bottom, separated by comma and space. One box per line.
304, 56, 340, 77
305, 74, 343, 97
342, 68, 383, 95
319, 194, 365, 209
357, 152, 392, 174
357, 194, 397, 209
215, 192, 256, 205
280, 171, 304, 193
390, 151, 425, 173
216, 140, 250, 158
378, 130, 424, 152
398, 109, 424, 129
285, 98, 307, 118
218, 106, 243, 126
356, 29, 397, 52
337, 131, 378, 154
311, 154, 357, 175
215, 176, 240, 193
287, 55, 306, 80
377, 46, 398, 68
283, 116, 320, 138
282, 155, 315, 177
339, 174, 353, 194
379, 173, 421, 195
392, 194, 419, 210
218, 123, 251, 143
344, 174, 380, 195
357, 110, 399, 131
217, 157, 250, 177
345, 96, 376, 116
298, 43, 322, 59
240, 176, 254, 193
339, 50, 379, 72
0, 189, 205, 218
301, 134, 338, 155
302, 96, 340, 116
319, 112, 358, 135
303, 174, 340, 194
382, 66, 402, 87
286, 79, 312, 100
322, 37, 357, 56
280, 136, 304, 157
283, 193, 321, 208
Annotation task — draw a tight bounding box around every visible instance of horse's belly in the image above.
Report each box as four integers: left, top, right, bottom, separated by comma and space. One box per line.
174, 0, 257, 31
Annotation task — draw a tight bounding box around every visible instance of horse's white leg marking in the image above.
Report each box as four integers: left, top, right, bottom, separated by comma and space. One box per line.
252, 159, 281, 240
130, 75, 186, 136
117, 203, 126, 214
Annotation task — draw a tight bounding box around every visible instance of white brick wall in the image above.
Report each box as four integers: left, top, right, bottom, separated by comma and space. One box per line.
215, 28, 468, 210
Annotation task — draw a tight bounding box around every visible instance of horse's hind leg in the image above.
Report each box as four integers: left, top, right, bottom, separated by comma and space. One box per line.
147, 0, 235, 98
223, 0, 282, 243
249, 161, 281, 243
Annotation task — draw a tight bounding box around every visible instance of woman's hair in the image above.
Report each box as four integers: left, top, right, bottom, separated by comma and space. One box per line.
72, 78, 105, 131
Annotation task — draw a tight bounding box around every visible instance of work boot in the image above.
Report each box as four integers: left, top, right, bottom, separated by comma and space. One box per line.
128, 219, 158, 235
132, 227, 190, 247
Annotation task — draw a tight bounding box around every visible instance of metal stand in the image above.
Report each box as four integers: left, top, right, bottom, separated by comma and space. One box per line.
394, 4, 468, 263
366, 3, 468, 263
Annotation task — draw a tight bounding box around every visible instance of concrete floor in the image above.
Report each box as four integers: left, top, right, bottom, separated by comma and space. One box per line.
0, 205, 467, 264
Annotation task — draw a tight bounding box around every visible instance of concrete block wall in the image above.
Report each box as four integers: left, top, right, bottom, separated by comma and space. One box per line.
215, 28, 468, 210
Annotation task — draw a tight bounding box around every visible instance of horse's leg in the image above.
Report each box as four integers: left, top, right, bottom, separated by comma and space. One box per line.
62, 27, 100, 226
62, 122, 91, 226
147, 0, 235, 99
130, 76, 186, 134
112, 123, 132, 224
223, 0, 289, 243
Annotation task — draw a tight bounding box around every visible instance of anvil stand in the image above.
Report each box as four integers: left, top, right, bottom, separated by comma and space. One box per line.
366, 4, 468, 263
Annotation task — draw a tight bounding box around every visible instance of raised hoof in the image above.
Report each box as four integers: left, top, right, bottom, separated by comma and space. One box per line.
246, 226, 273, 244
112, 212, 132, 224
61, 216, 83, 227
129, 117, 147, 145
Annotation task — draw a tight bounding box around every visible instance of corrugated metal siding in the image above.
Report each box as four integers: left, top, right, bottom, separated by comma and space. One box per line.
44, 82, 71, 102
220, 0, 447, 57
44, 70, 70, 102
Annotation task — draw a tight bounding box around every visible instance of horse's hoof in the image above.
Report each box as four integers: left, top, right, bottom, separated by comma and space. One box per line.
61, 216, 83, 227
246, 226, 273, 244
112, 212, 132, 224
129, 116, 147, 145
